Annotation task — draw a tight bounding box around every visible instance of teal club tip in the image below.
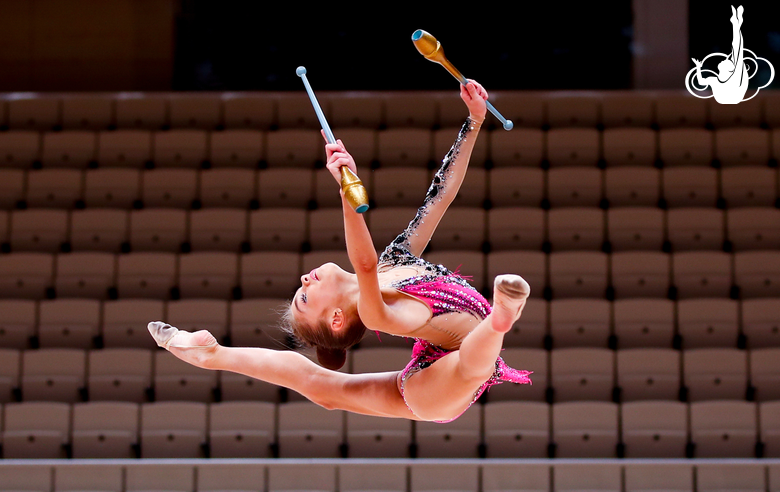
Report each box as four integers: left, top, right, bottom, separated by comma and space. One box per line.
355, 204, 369, 214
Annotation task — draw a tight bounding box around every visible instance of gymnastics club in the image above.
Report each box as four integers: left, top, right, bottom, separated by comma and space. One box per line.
411, 29, 513, 131
296, 66, 369, 214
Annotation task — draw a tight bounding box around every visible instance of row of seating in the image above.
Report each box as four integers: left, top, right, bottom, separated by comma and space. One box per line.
1, 346, 778, 404
1, 249, 778, 301
2, 166, 779, 210
2, 206, 778, 255
2, 460, 777, 492
0, 127, 779, 169
2, 296, 779, 351
1, 399, 779, 459
0, 90, 777, 130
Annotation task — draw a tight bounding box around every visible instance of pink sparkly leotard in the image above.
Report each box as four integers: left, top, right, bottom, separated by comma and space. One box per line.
377, 118, 532, 423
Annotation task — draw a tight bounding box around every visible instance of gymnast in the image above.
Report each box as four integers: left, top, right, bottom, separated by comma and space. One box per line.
148, 80, 532, 423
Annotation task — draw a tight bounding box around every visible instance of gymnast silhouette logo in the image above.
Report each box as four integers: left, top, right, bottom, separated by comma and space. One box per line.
685, 5, 774, 104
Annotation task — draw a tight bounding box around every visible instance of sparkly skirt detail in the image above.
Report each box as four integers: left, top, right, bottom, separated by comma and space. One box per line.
399, 339, 533, 423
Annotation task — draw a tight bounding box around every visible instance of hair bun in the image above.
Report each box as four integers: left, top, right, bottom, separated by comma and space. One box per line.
316, 346, 347, 371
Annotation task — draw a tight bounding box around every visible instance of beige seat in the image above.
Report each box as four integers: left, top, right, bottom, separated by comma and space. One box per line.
177, 251, 239, 299
168, 94, 221, 130
606, 207, 665, 251
677, 298, 739, 349
384, 93, 437, 128
53, 463, 124, 492
697, 463, 765, 492
760, 401, 780, 457
484, 401, 550, 458
209, 401, 275, 458
672, 251, 733, 299
683, 348, 748, 401
489, 128, 544, 168
88, 348, 152, 402
690, 400, 757, 457
102, 299, 163, 349
339, 462, 407, 492
553, 463, 622, 492
489, 167, 545, 207
546, 128, 600, 167
276, 94, 323, 129
550, 298, 610, 348
129, 208, 187, 252
602, 128, 657, 166
548, 251, 609, 299
222, 94, 274, 130
491, 93, 545, 129
662, 166, 718, 207
667, 208, 725, 251
277, 401, 344, 458
621, 401, 688, 458
552, 402, 619, 458
727, 207, 780, 251
488, 251, 546, 300
547, 96, 599, 128
742, 298, 780, 348
428, 208, 485, 251
735, 251, 780, 298
624, 463, 693, 492
601, 93, 654, 128
188, 208, 247, 252
239, 251, 300, 299
0, 252, 54, 299
604, 166, 660, 207
0, 131, 41, 168
71, 401, 139, 458
152, 129, 208, 168
256, 168, 313, 208
547, 207, 604, 251
209, 130, 264, 169
141, 168, 197, 208
715, 128, 770, 167
610, 251, 670, 299
61, 95, 112, 130
368, 167, 430, 208
154, 350, 218, 402
54, 252, 115, 300
750, 348, 780, 402
69, 209, 129, 252
266, 463, 336, 492
308, 208, 347, 251
125, 464, 195, 492
328, 95, 382, 129
547, 167, 603, 207
409, 463, 479, 492
249, 209, 306, 251
0, 169, 24, 209
487, 207, 546, 252
550, 348, 614, 402
376, 128, 432, 168
265, 129, 320, 168
10, 209, 68, 253
26, 168, 83, 208
617, 348, 680, 402
658, 128, 713, 166
345, 412, 412, 458
116, 252, 176, 300
167, 299, 228, 343
21, 348, 86, 403
8, 96, 59, 131
41, 131, 96, 168
482, 462, 550, 492
115, 96, 166, 130
84, 168, 141, 208
721, 167, 777, 208
614, 298, 675, 348
97, 130, 152, 167
0, 299, 36, 350
198, 168, 256, 207
709, 98, 762, 128
2, 402, 70, 458
140, 402, 207, 458
38, 298, 101, 349
0, 348, 21, 403
196, 463, 265, 492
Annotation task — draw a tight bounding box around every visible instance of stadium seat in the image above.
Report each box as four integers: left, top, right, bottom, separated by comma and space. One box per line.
209, 130, 264, 168
152, 130, 208, 168
606, 207, 665, 252
677, 298, 739, 349
662, 166, 718, 208
549, 298, 611, 348
97, 130, 152, 168
177, 251, 239, 299
70, 209, 128, 252
188, 208, 247, 252
551, 402, 619, 458
602, 128, 656, 166
690, 401, 757, 457
239, 252, 300, 299
84, 168, 141, 208
116, 252, 177, 300
21, 348, 86, 403
0, 299, 36, 349
672, 251, 733, 299
88, 348, 152, 402
249, 209, 307, 251
345, 412, 412, 458
71, 401, 139, 458
613, 298, 675, 348
547, 167, 603, 207
489, 128, 544, 168
616, 348, 681, 402
683, 348, 748, 401
658, 128, 713, 166
199, 168, 256, 208
604, 166, 660, 207
140, 402, 207, 458
547, 207, 604, 251
2, 401, 70, 458
483, 401, 550, 458
153, 351, 218, 402
550, 348, 614, 402
610, 251, 670, 299
38, 298, 101, 349
26, 168, 83, 208
489, 167, 545, 207
621, 400, 688, 458
141, 168, 198, 208
277, 401, 344, 458
54, 252, 115, 299
208, 401, 275, 458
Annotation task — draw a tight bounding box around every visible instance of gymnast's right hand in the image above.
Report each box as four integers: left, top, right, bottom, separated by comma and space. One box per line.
322, 130, 358, 185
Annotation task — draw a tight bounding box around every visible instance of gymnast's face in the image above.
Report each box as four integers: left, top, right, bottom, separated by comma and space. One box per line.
291, 262, 351, 328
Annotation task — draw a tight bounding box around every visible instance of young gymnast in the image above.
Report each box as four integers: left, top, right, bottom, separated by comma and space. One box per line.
148, 80, 532, 423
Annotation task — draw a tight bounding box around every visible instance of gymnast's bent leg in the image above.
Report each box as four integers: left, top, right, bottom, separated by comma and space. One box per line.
402, 274, 530, 422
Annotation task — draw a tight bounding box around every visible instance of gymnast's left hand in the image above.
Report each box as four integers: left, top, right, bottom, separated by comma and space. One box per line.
322, 131, 358, 185
461, 79, 488, 124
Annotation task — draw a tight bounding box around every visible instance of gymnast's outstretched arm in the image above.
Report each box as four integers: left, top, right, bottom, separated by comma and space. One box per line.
401, 80, 488, 258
